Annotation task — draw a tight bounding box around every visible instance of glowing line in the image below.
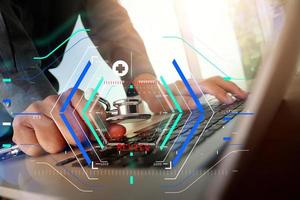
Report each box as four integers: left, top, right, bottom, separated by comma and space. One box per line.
60, 61, 92, 165
49, 46, 99, 180
160, 113, 183, 150
89, 94, 109, 143
129, 176, 134, 185
82, 77, 105, 149
160, 76, 183, 113
170, 59, 205, 167
163, 36, 250, 81
71, 68, 107, 163
2, 78, 11, 83
172, 115, 204, 167
165, 74, 214, 180
230, 112, 255, 115
33, 28, 90, 60
2, 144, 12, 148
156, 114, 176, 145
60, 61, 91, 112
19, 37, 89, 81
160, 112, 193, 162
36, 162, 93, 193
223, 77, 248, 81
12, 112, 41, 116
34, 13, 87, 46
157, 83, 174, 112
172, 59, 204, 113
165, 150, 249, 194
163, 36, 229, 77
2, 122, 11, 126
104, 85, 115, 99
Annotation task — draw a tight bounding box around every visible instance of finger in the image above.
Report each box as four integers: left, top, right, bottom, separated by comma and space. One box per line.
168, 80, 190, 96
136, 84, 165, 113
70, 90, 110, 143
28, 114, 66, 154
171, 95, 196, 111
134, 77, 194, 112
133, 75, 170, 113
143, 95, 166, 113
21, 101, 66, 154
71, 90, 106, 124
202, 84, 235, 104
214, 77, 248, 99
169, 79, 204, 97
43, 92, 89, 145
12, 116, 44, 156
139, 94, 196, 113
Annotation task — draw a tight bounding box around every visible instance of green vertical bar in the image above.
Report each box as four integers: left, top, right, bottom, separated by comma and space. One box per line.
82, 77, 105, 149
129, 176, 134, 185
160, 76, 183, 113
159, 113, 183, 150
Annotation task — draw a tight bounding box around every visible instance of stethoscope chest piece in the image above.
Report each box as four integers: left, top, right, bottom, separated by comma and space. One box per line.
98, 97, 151, 123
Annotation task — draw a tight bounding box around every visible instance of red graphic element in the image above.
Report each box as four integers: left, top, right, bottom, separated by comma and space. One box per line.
103, 80, 159, 85
116, 143, 151, 152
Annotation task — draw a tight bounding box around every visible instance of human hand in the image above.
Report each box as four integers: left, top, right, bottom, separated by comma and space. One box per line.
12, 89, 126, 156
133, 74, 247, 113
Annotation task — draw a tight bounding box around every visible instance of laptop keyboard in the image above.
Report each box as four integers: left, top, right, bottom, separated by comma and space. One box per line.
56, 99, 245, 167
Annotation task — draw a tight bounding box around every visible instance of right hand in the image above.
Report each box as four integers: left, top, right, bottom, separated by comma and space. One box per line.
12, 89, 126, 156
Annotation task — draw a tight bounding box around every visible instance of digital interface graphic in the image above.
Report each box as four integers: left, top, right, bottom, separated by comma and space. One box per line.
1, 0, 294, 199
0, 25, 252, 196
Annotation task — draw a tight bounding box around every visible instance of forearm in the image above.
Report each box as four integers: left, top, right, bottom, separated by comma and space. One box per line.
82, 0, 156, 85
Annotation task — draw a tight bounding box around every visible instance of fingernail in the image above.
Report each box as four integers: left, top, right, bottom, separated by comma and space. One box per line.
225, 94, 234, 104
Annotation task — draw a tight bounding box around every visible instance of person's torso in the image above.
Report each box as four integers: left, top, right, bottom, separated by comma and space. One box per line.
8, 0, 85, 90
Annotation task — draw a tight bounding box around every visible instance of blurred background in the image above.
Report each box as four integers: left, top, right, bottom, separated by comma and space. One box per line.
0, 0, 294, 138
52, 0, 291, 95
119, 0, 292, 89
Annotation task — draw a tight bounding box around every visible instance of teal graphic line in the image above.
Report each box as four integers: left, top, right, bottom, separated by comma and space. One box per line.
82, 77, 105, 149
2, 78, 11, 83
163, 36, 249, 81
2, 144, 12, 148
34, 13, 88, 46
104, 85, 115, 99
160, 76, 183, 113
33, 28, 90, 60
157, 114, 176, 147
159, 113, 183, 150
223, 77, 248, 81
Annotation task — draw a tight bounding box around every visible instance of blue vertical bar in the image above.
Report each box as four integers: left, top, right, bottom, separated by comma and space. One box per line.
59, 60, 93, 165
172, 59, 204, 113
171, 59, 205, 167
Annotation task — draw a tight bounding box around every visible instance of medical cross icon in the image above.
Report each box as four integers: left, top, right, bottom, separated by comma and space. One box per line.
112, 60, 129, 77
116, 64, 126, 73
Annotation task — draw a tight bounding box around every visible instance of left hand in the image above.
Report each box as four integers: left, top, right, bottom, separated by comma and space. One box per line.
133, 74, 248, 113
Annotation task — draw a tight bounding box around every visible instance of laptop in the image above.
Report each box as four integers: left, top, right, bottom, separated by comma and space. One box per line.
0, 0, 299, 199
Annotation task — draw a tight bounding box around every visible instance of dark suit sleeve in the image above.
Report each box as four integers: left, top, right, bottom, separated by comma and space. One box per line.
81, 0, 156, 82
0, 1, 57, 116
0, 68, 57, 116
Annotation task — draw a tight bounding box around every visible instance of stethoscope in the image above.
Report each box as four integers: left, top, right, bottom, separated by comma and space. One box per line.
98, 97, 151, 123
0, 97, 152, 160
